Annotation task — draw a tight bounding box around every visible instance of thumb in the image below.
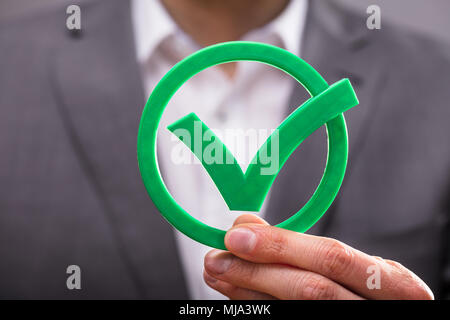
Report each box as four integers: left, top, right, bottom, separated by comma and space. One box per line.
232, 213, 269, 227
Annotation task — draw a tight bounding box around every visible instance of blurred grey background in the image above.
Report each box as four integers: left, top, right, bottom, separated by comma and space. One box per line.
0, 0, 449, 44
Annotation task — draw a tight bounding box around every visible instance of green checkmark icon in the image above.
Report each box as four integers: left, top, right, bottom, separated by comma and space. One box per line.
168, 79, 358, 212
137, 41, 359, 249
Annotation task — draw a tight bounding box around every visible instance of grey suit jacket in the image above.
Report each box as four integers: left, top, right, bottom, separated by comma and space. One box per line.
0, 0, 449, 299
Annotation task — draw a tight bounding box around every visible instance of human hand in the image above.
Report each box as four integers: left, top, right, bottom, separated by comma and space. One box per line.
203, 214, 433, 300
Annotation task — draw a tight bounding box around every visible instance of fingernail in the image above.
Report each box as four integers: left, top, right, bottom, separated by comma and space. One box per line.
203, 271, 218, 284
226, 228, 257, 253
204, 251, 232, 274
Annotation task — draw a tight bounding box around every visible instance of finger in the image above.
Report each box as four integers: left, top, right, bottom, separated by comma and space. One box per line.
224, 224, 433, 300
384, 259, 434, 300
233, 214, 269, 227
204, 250, 362, 300
204, 270, 276, 300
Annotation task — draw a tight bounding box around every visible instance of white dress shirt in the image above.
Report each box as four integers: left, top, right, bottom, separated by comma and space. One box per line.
132, 0, 308, 299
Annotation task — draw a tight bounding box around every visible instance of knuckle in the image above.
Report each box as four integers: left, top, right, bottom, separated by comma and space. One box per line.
287, 273, 336, 300
229, 258, 259, 280
301, 275, 336, 300
320, 240, 354, 278
258, 227, 288, 259
224, 284, 241, 300
384, 258, 403, 269
287, 273, 305, 299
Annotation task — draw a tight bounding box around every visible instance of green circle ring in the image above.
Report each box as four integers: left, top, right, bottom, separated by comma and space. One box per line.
137, 41, 348, 250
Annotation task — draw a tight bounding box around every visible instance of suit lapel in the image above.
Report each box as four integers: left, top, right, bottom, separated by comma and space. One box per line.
50, 0, 188, 298
266, 0, 388, 236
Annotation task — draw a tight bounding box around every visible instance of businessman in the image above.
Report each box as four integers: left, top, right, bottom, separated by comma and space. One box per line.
0, 0, 449, 299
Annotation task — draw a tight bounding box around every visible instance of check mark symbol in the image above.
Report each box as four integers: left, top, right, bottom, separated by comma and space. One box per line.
167, 79, 358, 212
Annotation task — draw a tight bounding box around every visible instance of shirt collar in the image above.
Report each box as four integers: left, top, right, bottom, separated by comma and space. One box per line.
132, 0, 308, 64
261, 0, 308, 57
131, 0, 177, 64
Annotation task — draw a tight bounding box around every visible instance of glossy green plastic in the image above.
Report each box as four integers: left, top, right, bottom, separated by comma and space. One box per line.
137, 41, 359, 249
